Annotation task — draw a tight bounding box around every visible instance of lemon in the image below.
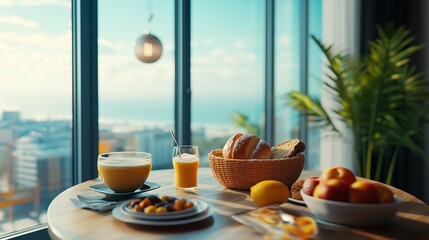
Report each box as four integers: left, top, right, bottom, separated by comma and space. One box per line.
250, 180, 290, 207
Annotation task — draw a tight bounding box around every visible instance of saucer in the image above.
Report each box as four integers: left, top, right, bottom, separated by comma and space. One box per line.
89, 181, 160, 197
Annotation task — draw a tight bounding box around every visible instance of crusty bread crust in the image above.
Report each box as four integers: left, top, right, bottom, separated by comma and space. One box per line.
222, 133, 273, 159
222, 133, 243, 158
272, 139, 306, 159
249, 140, 272, 159
291, 179, 305, 200
223, 134, 306, 160
232, 134, 260, 159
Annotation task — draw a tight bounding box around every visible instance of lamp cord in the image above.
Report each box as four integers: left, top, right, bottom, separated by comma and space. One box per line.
147, 0, 153, 33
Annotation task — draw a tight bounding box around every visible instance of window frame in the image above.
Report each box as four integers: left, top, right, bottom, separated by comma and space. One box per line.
265, 0, 275, 144
72, 0, 99, 184
175, 0, 191, 145
300, 0, 310, 165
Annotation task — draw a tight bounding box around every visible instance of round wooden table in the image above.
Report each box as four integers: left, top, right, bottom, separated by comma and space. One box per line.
47, 168, 429, 240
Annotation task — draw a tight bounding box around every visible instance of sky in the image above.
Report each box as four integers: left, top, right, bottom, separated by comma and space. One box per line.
0, 0, 71, 119
0, 0, 321, 125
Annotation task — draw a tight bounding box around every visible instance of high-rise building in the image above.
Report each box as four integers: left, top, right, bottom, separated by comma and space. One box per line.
12, 125, 72, 208
135, 128, 174, 170
2, 111, 20, 123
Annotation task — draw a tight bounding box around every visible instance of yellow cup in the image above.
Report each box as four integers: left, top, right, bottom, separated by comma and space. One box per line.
97, 152, 152, 193
172, 146, 199, 190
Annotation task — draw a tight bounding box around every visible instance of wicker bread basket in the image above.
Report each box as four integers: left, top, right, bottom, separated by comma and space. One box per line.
208, 149, 305, 190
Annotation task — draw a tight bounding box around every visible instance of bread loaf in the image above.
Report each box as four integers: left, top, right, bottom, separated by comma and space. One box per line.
222, 133, 272, 159
272, 139, 306, 159
222, 133, 243, 158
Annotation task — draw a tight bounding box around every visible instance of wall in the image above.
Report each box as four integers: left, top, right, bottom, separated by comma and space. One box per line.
408, 0, 429, 204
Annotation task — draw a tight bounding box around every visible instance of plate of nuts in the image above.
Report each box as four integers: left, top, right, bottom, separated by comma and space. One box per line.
122, 195, 201, 220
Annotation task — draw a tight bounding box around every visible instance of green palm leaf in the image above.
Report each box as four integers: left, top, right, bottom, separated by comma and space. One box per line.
286, 91, 339, 133
287, 24, 429, 182
231, 112, 260, 135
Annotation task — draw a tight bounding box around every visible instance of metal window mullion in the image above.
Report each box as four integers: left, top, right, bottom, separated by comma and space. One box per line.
265, 0, 275, 145
72, 0, 99, 184
175, 0, 191, 145
300, 0, 309, 161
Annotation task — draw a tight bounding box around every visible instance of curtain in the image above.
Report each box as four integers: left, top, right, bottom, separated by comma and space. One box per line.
319, 0, 360, 172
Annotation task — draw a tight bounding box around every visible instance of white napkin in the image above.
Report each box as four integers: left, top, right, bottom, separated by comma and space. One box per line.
69, 198, 117, 212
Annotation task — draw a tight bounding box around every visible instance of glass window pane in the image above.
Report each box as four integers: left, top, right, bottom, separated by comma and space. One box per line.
98, 0, 175, 169
0, 0, 72, 236
191, 0, 265, 165
307, 0, 323, 170
275, 0, 322, 169
275, 0, 302, 144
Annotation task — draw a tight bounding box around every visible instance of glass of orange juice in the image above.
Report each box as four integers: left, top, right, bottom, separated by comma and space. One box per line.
97, 152, 152, 193
172, 145, 199, 190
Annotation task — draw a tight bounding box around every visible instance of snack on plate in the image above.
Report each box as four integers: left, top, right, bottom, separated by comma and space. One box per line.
233, 207, 318, 239
127, 195, 194, 214
291, 179, 305, 201
271, 139, 306, 159
222, 133, 272, 159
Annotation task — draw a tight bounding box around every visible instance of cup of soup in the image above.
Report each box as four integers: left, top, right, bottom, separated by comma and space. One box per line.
97, 152, 152, 193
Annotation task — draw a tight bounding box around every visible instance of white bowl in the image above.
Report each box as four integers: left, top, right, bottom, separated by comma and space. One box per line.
301, 190, 403, 226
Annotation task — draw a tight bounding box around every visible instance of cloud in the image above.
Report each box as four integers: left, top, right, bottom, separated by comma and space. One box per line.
0, 0, 70, 8
0, 16, 39, 28
234, 40, 245, 50
0, 30, 72, 104
191, 38, 215, 48
0, 31, 71, 50
98, 39, 115, 49
0, 24, 300, 118
203, 38, 214, 46
97, 40, 176, 100
96, 38, 265, 100
278, 36, 291, 46
211, 48, 226, 56
98, 38, 121, 53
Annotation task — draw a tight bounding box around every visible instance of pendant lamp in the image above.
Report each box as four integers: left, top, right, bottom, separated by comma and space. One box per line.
134, 0, 163, 63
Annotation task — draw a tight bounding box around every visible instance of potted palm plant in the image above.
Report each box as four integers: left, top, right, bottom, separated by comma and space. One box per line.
287, 24, 429, 184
